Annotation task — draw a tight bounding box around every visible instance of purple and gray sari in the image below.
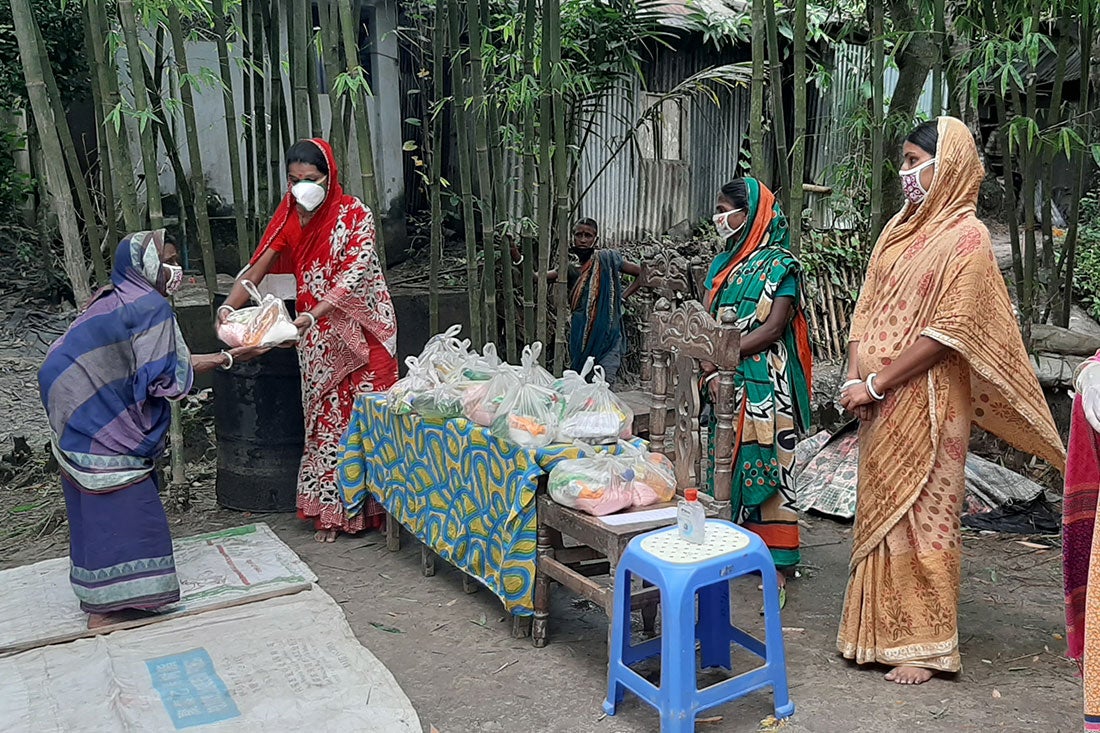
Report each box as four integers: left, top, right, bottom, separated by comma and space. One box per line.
37, 231, 192, 614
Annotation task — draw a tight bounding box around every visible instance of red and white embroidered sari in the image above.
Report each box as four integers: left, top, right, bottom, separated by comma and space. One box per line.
251, 138, 398, 533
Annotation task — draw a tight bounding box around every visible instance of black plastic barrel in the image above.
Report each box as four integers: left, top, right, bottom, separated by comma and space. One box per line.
211, 292, 304, 512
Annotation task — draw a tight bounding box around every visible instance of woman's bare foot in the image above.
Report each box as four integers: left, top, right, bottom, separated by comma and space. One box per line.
884, 666, 935, 685
314, 528, 339, 543
86, 608, 158, 630
776, 569, 786, 589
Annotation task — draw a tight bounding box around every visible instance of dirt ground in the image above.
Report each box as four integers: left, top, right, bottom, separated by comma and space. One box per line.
0, 273, 1085, 733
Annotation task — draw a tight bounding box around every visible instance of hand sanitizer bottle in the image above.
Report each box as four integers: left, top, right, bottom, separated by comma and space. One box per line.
677, 489, 706, 544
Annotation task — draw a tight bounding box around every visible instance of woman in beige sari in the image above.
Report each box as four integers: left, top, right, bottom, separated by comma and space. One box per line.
837, 117, 1065, 685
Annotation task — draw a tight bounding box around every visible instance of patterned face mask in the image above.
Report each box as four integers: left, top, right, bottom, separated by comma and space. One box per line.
162, 263, 184, 295
899, 158, 937, 204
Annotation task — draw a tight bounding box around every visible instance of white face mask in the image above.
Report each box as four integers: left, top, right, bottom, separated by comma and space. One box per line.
291, 179, 327, 212
713, 209, 746, 241
162, 263, 184, 295
899, 157, 937, 204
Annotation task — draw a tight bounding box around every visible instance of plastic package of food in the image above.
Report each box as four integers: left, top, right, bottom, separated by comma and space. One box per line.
558, 366, 634, 444
552, 356, 595, 398
388, 356, 434, 415
418, 324, 472, 382
548, 451, 633, 516
518, 342, 555, 388
463, 365, 522, 426
456, 343, 503, 383
490, 382, 563, 449
617, 442, 677, 507
217, 281, 299, 348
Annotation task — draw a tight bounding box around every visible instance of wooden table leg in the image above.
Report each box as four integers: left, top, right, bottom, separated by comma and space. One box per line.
532, 522, 553, 648
421, 544, 436, 577
385, 511, 401, 552
463, 574, 479, 594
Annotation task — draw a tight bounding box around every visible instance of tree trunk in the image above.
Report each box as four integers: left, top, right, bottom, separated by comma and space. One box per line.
789, 0, 807, 254
169, 6, 218, 304
85, 0, 141, 234
764, 0, 790, 211
520, 0, 537, 342
869, 0, 885, 242
337, 0, 387, 271
117, 0, 163, 229
466, 0, 499, 346
429, 0, 446, 334
548, 0, 569, 373
11, 0, 90, 303
33, 18, 105, 285
448, 0, 483, 345
750, 0, 767, 184
213, 0, 251, 269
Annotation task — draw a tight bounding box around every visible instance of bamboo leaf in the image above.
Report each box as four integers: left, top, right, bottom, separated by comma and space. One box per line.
402, 141, 419, 151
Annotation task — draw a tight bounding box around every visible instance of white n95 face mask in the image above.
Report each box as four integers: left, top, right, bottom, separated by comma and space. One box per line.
713, 209, 746, 241
291, 179, 327, 211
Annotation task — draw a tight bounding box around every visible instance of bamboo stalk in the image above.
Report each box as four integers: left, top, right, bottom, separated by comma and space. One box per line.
168, 5, 218, 305
520, 0, 537, 343
304, 1, 323, 137
319, 0, 349, 166
241, 0, 255, 233
85, 0, 141, 234
548, 0, 570, 373
789, 0, 807, 255
251, 0, 269, 229
869, 0, 885, 241
89, 76, 118, 257
33, 18, 105, 285
535, 0, 552, 351
466, 0, 499, 346
337, 0, 388, 271
11, 0, 90, 303
448, 0, 483, 346
213, 0, 251, 269
261, 0, 287, 213
428, 0, 446, 334
764, 0, 790, 212
117, 0, 163, 229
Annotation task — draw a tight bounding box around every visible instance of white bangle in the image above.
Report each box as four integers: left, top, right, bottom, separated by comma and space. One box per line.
220, 350, 234, 371
865, 373, 885, 401
217, 305, 233, 317
512, 255, 524, 266
703, 371, 720, 385
302, 312, 317, 329
840, 378, 862, 392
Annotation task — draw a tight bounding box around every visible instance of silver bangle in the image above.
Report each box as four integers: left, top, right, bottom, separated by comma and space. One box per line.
302, 312, 317, 329
220, 350, 234, 371
865, 373, 885, 401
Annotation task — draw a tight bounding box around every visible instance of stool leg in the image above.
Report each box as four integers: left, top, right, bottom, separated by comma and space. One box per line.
641, 579, 658, 637
385, 511, 401, 551
696, 581, 732, 671
760, 559, 795, 720
603, 569, 633, 715
658, 579, 699, 733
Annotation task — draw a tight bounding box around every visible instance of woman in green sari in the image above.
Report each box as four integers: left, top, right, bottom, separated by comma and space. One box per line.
701, 178, 813, 599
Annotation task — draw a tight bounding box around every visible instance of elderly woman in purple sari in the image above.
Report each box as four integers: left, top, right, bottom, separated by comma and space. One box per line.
37, 230, 264, 629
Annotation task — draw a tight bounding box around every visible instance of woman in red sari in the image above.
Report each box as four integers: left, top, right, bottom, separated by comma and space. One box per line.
219, 139, 398, 542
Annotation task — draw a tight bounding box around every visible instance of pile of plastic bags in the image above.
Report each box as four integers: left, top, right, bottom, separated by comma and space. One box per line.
217, 281, 299, 348
548, 442, 677, 516
384, 325, 637, 452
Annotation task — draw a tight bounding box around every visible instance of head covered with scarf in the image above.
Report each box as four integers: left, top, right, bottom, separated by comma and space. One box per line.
38, 230, 193, 491
249, 137, 397, 395
704, 177, 813, 413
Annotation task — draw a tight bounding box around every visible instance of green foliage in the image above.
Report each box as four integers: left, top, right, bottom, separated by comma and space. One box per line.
0, 121, 33, 225
1071, 191, 1100, 321
0, 0, 89, 108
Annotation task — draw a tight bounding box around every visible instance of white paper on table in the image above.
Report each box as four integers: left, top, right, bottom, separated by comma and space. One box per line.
596, 506, 678, 526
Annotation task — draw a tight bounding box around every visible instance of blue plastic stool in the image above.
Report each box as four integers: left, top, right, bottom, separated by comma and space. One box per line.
603, 519, 793, 732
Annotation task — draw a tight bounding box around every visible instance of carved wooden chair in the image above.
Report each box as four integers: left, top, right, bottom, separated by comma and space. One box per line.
532, 299, 740, 647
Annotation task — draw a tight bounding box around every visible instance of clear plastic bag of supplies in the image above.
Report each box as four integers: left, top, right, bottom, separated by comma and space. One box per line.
490, 381, 563, 449
456, 343, 503, 383
548, 450, 633, 516
616, 441, 677, 507
551, 356, 595, 398
418, 325, 472, 382
463, 364, 523, 426
518, 342, 555, 388
388, 356, 435, 415
217, 281, 299, 348
411, 376, 465, 420
558, 366, 634, 444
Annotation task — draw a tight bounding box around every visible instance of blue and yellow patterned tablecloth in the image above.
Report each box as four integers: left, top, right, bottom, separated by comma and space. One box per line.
336, 393, 631, 616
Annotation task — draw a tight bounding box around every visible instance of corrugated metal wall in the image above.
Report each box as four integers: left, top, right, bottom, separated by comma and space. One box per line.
808, 42, 943, 229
